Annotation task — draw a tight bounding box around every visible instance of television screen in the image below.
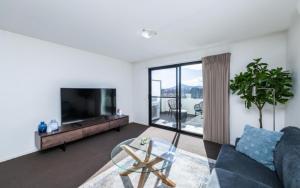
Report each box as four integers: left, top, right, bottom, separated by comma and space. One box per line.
61, 88, 116, 124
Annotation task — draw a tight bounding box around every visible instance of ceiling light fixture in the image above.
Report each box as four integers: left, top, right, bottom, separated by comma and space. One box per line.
141, 29, 157, 39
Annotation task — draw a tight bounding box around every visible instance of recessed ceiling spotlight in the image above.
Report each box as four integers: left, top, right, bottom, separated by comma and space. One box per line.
141, 29, 157, 39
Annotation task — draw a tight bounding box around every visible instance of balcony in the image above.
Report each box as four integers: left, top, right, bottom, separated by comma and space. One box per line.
152, 96, 203, 135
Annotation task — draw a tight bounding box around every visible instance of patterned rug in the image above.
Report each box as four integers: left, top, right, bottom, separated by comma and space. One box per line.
80, 149, 215, 188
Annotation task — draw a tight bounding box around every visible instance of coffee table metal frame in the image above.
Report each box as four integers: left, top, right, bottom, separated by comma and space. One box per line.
115, 139, 176, 188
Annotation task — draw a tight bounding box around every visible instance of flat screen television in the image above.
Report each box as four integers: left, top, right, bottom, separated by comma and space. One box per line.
61, 88, 116, 124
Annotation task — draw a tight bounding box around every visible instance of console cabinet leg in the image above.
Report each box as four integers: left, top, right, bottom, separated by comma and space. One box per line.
60, 142, 66, 152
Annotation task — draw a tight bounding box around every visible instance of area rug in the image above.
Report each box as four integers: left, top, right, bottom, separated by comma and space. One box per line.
80, 149, 215, 188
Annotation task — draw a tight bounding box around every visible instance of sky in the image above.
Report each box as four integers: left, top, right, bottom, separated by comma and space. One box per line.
152, 64, 203, 89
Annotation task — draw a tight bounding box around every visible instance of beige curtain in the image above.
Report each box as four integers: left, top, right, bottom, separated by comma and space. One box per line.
202, 53, 230, 144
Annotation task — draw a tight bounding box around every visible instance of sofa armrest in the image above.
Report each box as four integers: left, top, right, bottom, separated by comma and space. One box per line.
235, 137, 240, 147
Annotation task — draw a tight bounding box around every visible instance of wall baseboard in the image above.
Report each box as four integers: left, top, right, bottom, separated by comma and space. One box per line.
1, 123, 143, 163
0, 122, 142, 163
130, 122, 149, 126
0, 148, 37, 163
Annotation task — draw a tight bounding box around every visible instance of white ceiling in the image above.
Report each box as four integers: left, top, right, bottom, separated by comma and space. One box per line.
0, 0, 298, 62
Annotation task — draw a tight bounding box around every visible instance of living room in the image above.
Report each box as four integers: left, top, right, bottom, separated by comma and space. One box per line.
0, 1, 300, 188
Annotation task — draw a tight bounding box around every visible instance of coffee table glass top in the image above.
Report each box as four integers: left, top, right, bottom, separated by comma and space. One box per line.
111, 138, 176, 173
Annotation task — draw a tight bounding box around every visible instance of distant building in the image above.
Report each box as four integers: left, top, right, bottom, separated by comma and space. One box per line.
190, 87, 203, 99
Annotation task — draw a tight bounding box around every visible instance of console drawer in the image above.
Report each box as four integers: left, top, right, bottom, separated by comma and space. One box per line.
41, 129, 83, 149
42, 134, 65, 149
63, 129, 83, 142
109, 117, 129, 129
119, 117, 129, 126
82, 122, 109, 136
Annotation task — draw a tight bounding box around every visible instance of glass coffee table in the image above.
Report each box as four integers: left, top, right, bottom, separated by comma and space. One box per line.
111, 138, 177, 188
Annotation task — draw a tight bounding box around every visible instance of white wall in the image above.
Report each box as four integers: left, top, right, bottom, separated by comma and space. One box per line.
0, 30, 133, 162
286, 14, 300, 127
133, 32, 287, 144
0, 28, 291, 161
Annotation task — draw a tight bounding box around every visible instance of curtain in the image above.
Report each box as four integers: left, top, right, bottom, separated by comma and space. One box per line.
202, 53, 231, 144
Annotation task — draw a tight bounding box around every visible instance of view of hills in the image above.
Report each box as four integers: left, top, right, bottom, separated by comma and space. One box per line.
161, 84, 203, 98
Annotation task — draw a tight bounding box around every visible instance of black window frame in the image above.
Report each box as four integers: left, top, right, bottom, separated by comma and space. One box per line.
148, 60, 203, 137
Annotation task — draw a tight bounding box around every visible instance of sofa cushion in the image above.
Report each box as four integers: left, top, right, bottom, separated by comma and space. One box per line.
236, 125, 283, 170
215, 145, 282, 188
282, 146, 300, 188
207, 168, 271, 188
274, 126, 300, 181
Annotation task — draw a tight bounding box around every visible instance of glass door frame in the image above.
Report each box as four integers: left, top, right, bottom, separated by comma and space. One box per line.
148, 60, 203, 137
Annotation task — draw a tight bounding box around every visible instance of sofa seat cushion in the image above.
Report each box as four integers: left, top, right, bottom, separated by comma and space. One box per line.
207, 168, 271, 188
215, 145, 282, 188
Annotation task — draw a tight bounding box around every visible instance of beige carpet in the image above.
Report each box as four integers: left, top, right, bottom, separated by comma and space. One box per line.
86, 125, 220, 181
80, 148, 215, 188
81, 125, 221, 188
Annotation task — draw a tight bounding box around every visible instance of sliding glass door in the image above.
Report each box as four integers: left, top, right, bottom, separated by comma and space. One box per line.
149, 62, 203, 135
180, 64, 203, 135
150, 68, 178, 130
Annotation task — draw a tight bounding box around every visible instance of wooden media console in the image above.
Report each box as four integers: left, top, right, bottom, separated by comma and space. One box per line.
35, 115, 129, 151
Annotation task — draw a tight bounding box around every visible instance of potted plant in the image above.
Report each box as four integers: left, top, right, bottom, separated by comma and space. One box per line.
230, 58, 293, 128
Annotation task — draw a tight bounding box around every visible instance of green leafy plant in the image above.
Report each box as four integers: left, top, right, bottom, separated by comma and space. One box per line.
230, 58, 293, 128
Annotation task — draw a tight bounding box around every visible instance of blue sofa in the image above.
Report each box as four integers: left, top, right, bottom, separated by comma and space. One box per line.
207, 127, 300, 188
